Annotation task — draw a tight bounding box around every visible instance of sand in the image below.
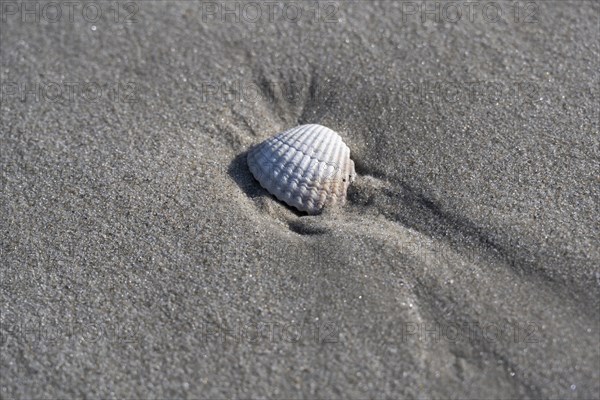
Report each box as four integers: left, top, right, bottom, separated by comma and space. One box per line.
1, 1, 599, 398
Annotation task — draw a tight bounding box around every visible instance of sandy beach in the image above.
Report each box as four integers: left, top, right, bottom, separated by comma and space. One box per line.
1, 1, 599, 398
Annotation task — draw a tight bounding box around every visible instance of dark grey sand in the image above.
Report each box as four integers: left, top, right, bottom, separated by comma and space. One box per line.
1, 1, 599, 398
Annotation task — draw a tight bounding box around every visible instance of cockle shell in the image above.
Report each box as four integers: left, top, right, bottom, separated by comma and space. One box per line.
247, 124, 355, 214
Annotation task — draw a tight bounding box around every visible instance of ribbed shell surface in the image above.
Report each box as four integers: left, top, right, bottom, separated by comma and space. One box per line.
247, 124, 355, 214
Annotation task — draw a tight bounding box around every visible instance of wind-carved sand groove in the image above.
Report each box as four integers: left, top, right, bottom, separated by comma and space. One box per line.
300, 166, 594, 399
344, 163, 599, 325
222, 94, 596, 400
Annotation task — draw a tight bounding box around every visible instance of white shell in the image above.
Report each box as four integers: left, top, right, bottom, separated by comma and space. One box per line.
247, 124, 355, 214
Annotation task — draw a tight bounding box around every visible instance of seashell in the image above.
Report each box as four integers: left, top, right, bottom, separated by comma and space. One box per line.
247, 124, 355, 214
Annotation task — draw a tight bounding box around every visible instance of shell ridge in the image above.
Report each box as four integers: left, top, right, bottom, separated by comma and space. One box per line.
270, 136, 338, 173
328, 140, 344, 202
